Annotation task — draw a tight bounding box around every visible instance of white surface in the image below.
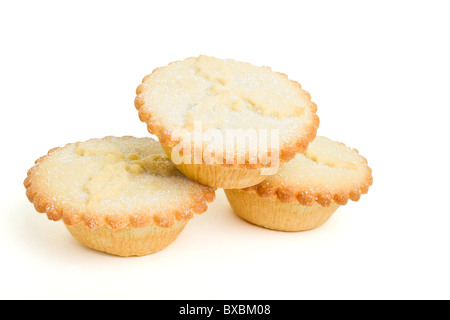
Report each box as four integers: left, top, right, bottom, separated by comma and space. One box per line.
1, 0, 449, 300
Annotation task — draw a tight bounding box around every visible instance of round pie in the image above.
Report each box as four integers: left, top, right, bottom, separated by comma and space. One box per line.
24, 136, 216, 256
135, 55, 319, 188
224, 136, 373, 231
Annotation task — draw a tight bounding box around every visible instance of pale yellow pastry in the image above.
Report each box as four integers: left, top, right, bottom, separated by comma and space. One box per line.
224, 136, 373, 232
135, 55, 319, 188
24, 136, 215, 256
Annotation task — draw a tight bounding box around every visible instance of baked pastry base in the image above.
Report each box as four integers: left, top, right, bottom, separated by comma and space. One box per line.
66, 221, 188, 257
225, 189, 339, 232
162, 145, 270, 189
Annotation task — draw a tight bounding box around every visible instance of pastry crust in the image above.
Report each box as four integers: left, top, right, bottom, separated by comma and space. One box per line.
161, 145, 270, 189
24, 136, 216, 230
66, 222, 188, 257
225, 189, 340, 232
134, 55, 319, 170
239, 136, 373, 206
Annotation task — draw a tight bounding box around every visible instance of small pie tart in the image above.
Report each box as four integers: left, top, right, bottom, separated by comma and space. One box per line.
135, 55, 319, 188
24, 136, 215, 256
224, 136, 373, 231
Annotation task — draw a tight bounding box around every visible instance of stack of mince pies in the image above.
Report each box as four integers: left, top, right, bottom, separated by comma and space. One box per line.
25, 55, 372, 256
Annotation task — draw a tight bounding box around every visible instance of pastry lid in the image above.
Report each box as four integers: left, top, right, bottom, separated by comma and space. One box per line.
24, 136, 215, 229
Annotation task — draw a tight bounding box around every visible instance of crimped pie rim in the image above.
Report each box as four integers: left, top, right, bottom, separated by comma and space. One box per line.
24, 136, 216, 230
238, 136, 373, 207
134, 56, 320, 170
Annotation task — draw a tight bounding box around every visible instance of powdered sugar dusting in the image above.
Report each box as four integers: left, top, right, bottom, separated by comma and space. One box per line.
30, 137, 212, 217
140, 55, 315, 148
269, 136, 371, 191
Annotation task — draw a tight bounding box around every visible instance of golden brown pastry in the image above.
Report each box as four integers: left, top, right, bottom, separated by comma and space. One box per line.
225, 136, 372, 231
24, 136, 215, 256
135, 55, 319, 188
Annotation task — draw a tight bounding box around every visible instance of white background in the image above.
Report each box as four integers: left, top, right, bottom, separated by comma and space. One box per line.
1, 1, 449, 300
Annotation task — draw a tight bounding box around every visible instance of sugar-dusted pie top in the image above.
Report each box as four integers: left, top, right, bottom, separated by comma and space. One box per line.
24, 136, 215, 229
135, 55, 319, 167
243, 136, 373, 206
